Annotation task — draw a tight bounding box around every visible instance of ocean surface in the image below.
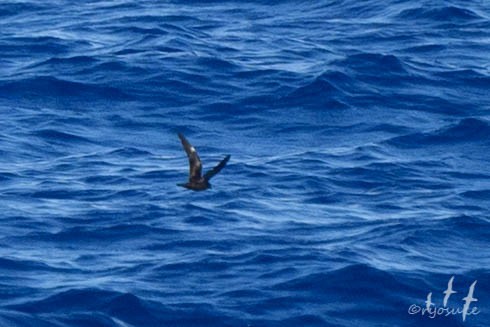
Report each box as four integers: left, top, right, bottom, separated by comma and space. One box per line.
0, 1, 489, 326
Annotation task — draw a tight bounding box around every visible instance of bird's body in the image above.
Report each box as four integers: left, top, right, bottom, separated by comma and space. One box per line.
177, 133, 230, 191
177, 178, 210, 191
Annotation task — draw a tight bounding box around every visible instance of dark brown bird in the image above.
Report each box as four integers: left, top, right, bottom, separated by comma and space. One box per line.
177, 133, 230, 191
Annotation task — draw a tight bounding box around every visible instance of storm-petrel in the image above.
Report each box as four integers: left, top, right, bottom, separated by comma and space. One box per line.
177, 133, 230, 191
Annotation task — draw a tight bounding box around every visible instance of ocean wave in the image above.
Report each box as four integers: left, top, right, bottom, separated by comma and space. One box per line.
9, 289, 166, 326
0, 76, 131, 99
33, 129, 92, 144
386, 118, 490, 148
397, 6, 483, 22
0, 36, 86, 56
0, 257, 71, 273
340, 53, 407, 75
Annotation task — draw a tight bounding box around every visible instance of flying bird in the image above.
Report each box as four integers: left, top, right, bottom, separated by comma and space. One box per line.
177, 133, 230, 191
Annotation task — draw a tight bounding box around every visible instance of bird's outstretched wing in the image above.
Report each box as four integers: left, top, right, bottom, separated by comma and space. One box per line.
204, 155, 230, 181
178, 133, 202, 181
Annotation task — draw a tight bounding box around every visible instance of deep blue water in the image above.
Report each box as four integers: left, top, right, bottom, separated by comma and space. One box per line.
1, 0, 489, 326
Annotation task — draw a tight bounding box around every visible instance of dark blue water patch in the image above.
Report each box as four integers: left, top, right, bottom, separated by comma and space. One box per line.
107, 146, 155, 158
24, 56, 151, 85
0, 310, 57, 327
115, 25, 169, 37
362, 122, 413, 135
57, 312, 129, 327
339, 53, 408, 76
272, 314, 332, 327
0, 76, 132, 100
8, 289, 171, 326
0, 2, 47, 17
33, 129, 92, 144
401, 43, 448, 54
397, 5, 483, 23
283, 74, 340, 96
144, 239, 220, 253
386, 118, 490, 148
279, 76, 349, 109
461, 189, 490, 201
444, 215, 490, 236
435, 69, 490, 90
0, 36, 86, 58
268, 264, 417, 320
67, 291, 242, 327
0, 171, 20, 182
392, 94, 472, 116
30, 188, 111, 201
195, 57, 241, 73
29, 56, 98, 70
23, 223, 178, 245
327, 161, 443, 193
142, 73, 224, 99
0, 257, 72, 274
400, 222, 487, 253
328, 53, 436, 98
